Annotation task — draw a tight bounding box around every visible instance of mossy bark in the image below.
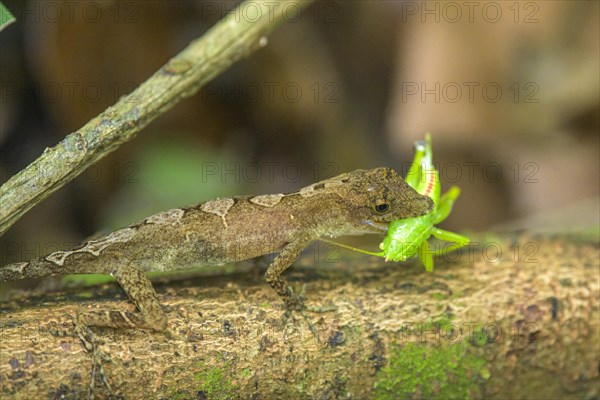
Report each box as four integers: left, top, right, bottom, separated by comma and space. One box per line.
0, 231, 598, 399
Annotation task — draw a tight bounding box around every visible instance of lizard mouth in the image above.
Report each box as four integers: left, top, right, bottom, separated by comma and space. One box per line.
363, 220, 389, 232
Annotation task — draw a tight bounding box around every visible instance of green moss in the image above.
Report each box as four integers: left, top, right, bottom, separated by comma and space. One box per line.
167, 389, 193, 400
374, 340, 489, 400
470, 329, 489, 347
420, 315, 454, 333
431, 292, 448, 301
450, 291, 464, 299
296, 380, 307, 394
194, 359, 236, 399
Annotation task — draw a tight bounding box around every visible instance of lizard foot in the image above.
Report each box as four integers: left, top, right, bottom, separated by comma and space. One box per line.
283, 284, 307, 312
282, 285, 337, 340
74, 322, 113, 400
46, 318, 113, 399
281, 285, 319, 339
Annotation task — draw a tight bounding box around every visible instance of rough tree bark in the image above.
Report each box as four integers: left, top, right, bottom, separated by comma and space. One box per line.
0, 231, 598, 399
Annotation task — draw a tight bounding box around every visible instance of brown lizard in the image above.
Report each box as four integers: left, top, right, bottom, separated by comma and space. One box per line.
1, 167, 433, 395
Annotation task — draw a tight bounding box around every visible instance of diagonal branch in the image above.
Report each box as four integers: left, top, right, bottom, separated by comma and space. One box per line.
0, 0, 315, 236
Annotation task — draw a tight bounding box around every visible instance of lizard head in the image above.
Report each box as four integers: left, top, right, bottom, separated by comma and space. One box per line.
336, 167, 434, 232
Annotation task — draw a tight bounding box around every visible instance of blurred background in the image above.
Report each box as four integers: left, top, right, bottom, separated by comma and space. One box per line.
1, 0, 598, 267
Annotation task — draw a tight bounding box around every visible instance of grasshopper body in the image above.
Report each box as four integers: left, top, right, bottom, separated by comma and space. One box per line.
324, 134, 469, 271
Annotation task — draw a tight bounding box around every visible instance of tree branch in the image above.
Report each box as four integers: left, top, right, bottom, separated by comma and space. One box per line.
0, 0, 315, 236
0, 232, 598, 398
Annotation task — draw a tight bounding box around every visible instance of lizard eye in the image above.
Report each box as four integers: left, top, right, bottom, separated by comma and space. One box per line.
374, 203, 390, 214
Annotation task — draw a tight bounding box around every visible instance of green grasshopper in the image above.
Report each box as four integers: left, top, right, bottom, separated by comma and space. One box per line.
324, 133, 469, 271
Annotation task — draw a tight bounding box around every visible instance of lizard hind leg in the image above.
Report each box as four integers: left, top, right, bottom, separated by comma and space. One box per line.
76, 262, 167, 333
75, 262, 168, 398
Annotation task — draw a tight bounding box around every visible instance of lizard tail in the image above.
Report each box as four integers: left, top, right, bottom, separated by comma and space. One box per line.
1, 259, 64, 281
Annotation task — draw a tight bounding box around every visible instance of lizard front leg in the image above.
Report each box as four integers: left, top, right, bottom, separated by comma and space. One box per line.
264, 232, 315, 312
